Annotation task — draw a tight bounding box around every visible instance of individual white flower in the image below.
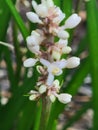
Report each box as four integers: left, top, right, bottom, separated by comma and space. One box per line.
66, 57, 80, 68
26, 30, 45, 54
27, 30, 44, 46
23, 58, 38, 67
32, 0, 48, 18
40, 58, 67, 85
63, 13, 81, 29
26, 12, 43, 24
56, 93, 72, 104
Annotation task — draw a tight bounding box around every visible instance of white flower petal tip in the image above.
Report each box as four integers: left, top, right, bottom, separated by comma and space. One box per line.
66, 57, 80, 68
23, 58, 38, 67
46, 0, 54, 8
57, 94, 72, 104
26, 12, 43, 24
29, 94, 36, 100
39, 85, 47, 94
64, 13, 81, 29
49, 95, 56, 102
57, 30, 69, 39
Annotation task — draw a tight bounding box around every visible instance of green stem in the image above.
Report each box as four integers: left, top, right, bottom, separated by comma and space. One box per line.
39, 97, 51, 130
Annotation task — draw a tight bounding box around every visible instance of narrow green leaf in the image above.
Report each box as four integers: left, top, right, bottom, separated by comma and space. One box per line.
86, 0, 98, 129
5, 0, 29, 40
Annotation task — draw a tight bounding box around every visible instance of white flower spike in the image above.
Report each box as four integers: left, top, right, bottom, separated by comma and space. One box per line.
24, 0, 81, 104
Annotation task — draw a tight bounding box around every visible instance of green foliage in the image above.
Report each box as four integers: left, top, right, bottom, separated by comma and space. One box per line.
0, 0, 98, 130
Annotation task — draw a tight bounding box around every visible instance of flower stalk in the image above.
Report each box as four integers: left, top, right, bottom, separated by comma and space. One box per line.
39, 96, 51, 130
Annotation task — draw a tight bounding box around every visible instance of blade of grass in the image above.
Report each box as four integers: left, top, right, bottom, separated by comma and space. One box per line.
17, 101, 38, 130
5, 0, 29, 40
0, 0, 16, 40
86, 0, 98, 129
0, 67, 38, 130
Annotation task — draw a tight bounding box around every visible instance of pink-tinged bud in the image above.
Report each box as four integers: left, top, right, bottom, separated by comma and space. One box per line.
66, 57, 80, 68
26, 12, 43, 24
64, 13, 81, 29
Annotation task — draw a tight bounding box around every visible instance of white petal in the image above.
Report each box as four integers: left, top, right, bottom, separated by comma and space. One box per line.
29, 94, 36, 100
66, 57, 80, 68
64, 13, 81, 29
40, 58, 50, 67
26, 35, 38, 46
57, 30, 69, 39
57, 93, 72, 104
32, 1, 38, 12
46, 73, 54, 86
23, 58, 38, 67
55, 59, 67, 69
26, 12, 43, 24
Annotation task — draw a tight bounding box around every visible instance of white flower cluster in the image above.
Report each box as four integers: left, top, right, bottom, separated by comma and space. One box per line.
23, 0, 81, 104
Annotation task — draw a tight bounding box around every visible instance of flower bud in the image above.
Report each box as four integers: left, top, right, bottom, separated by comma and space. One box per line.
57, 30, 69, 39
52, 50, 61, 60
26, 12, 43, 24
49, 94, 56, 102
66, 57, 80, 68
62, 46, 72, 54
64, 13, 81, 29
39, 85, 47, 94
23, 58, 38, 67
29, 94, 36, 100
57, 93, 72, 104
